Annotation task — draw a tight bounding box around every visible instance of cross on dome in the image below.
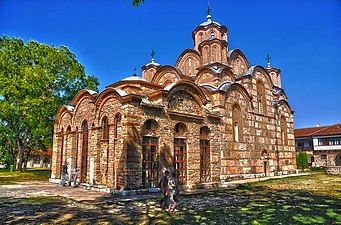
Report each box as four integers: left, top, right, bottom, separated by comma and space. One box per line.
151, 49, 155, 63
266, 54, 271, 68
207, 1, 212, 22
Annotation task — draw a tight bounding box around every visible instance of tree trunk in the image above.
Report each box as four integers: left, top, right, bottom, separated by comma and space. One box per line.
23, 148, 31, 171
8, 147, 15, 167
16, 129, 29, 172
16, 144, 24, 171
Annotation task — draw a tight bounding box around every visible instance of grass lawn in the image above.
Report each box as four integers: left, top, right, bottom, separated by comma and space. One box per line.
0, 172, 340, 224
0, 168, 51, 184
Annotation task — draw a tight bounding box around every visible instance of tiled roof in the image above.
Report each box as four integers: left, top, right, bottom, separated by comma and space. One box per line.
294, 124, 341, 137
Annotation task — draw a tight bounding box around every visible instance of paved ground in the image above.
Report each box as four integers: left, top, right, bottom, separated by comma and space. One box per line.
0, 173, 311, 203
1, 172, 339, 224
0, 181, 108, 202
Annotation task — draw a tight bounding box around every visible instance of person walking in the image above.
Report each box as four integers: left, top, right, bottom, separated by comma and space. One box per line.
166, 171, 178, 213
159, 170, 170, 208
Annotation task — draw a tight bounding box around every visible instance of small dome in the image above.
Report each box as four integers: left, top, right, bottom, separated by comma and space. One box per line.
144, 61, 160, 67
66, 105, 74, 111
116, 89, 128, 96
85, 89, 97, 95
164, 83, 176, 91
199, 20, 221, 27
199, 7, 221, 27
122, 76, 147, 82
143, 50, 161, 68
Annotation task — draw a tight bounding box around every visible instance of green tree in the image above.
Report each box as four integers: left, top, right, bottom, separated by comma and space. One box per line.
296, 151, 308, 169
0, 36, 99, 171
131, 0, 144, 6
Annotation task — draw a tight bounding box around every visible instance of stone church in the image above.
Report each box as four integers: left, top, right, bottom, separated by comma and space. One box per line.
51, 11, 296, 190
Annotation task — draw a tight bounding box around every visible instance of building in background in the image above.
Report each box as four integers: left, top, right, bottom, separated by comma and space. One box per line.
51, 9, 296, 190
28, 149, 52, 168
295, 124, 341, 167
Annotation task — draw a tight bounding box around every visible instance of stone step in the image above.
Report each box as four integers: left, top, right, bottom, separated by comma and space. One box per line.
79, 183, 112, 193
196, 182, 220, 189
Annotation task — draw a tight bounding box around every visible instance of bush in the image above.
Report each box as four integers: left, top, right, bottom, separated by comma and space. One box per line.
296, 151, 308, 169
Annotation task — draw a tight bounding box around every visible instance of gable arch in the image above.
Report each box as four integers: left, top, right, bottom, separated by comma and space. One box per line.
72, 93, 96, 128
228, 49, 250, 75
95, 87, 123, 108
71, 89, 96, 107
195, 68, 219, 86
225, 83, 252, 102
248, 65, 274, 88
175, 49, 202, 75
55, 106, 73, 131
151, 65, 182, 87
278, 99, 294, 114
224, 83, 253, 110
55, 106, 73, 126
167, 81, 209, 106
220, 67, 236, 82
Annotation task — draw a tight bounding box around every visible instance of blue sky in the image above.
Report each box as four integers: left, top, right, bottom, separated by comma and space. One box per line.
1, 0, 340, 128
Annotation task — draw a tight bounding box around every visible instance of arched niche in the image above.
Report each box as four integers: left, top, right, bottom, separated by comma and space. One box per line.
174, 122, 187, 138
142, 119, 160, 137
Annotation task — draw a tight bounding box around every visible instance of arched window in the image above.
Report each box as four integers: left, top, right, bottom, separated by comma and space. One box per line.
203, 46, 209, 64
102, 116, 109, 140
81, 120, 89, 183
198, 32, 204, 43
280, 116, 288, 145
212, 45, 218, 62
114, 113, 121, 139
142, 119, 159, 188
257, 80, 266, 114
174, 122, 187, 185
59, 128, 64, 178
232, 104, 242, 142
75, 126, 79, 168
66, 126, 71, 161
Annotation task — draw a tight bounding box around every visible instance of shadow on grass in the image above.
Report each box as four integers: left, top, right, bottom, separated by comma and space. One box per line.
1, 186, 340, 225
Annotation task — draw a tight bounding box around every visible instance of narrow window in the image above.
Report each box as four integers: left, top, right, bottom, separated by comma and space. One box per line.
232, 105, 242, 143
102, 116, 109, 140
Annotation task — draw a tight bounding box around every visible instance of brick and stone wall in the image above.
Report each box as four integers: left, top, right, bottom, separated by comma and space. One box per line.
51, 16, 296, 190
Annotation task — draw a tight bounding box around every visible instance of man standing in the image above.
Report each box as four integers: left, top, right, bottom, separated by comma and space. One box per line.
159, 170, 170, 208
60, 161, 68, 186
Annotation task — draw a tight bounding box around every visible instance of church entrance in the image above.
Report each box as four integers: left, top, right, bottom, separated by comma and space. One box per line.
81, 120, 88, 183
142, 136, 159, 188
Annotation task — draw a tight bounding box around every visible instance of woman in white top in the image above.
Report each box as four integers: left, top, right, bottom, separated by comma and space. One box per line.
166, 172, 178, 212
